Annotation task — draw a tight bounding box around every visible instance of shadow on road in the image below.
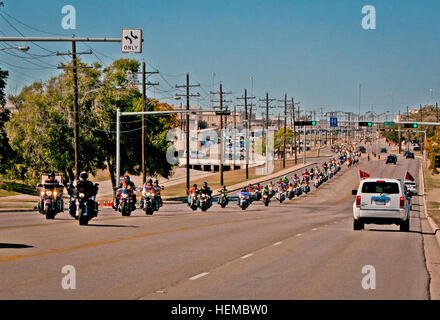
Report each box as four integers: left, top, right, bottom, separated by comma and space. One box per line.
0, 243, 34, 249
369, 228, 440, 235
86, 224, 139, 228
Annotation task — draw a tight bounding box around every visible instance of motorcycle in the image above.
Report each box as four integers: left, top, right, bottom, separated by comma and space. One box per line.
262, 191, 270, 206
238, 191, 251, 210
67, 183, 99, 225
218, 192, 229, 208
36, 183, 64, 220
143, 188, 158, 215
287, 184, 295, 200
302, 184, 311, 194
188, 192, 198, 211
276, 185, 286, 203
198, 193, 211, 211
117, 186, 136, 216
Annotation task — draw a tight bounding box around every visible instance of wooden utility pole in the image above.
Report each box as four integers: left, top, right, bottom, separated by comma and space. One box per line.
138, 62, 159, 184
211, 83, 232, 186
237, 89, 255, 179
176, 74, 200, 190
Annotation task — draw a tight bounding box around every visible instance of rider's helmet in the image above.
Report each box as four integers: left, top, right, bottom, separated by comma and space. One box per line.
223, 185, 227, 190
203, 182, 208, 188
193, 184, 198, 189
48, 171, 56, 181
79, 171, 88, 181
154, 180, 159, 185
147, 178, 153, 184
123, 175, 130, 183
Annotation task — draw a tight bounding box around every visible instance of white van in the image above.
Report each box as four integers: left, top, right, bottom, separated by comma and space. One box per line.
352, 178, 410, 231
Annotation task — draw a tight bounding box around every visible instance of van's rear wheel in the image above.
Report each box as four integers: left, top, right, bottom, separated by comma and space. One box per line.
353, 219, 364, 230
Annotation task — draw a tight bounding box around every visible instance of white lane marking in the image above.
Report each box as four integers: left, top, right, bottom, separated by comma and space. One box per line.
296, 233, 303, 237
189, 272, 209, 280
273, 241, 282, 246
240, 253, 254, 259
312, 228, 318, 231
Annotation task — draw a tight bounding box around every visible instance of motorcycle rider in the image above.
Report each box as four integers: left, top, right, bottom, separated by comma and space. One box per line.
218, 185, 229, 205
153, 179, 163, 207
281, 175, 289, 184
71, 171, 98, 216
113, 175, 136, 211
140, 179, 155, 209
200, 182, 213, 206
38, 171, 64, 213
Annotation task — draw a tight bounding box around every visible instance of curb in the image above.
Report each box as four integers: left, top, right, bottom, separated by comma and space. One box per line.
420, 162, 440, 247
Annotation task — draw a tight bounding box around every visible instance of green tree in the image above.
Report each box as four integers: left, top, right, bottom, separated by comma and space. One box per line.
0, 67, 15, 174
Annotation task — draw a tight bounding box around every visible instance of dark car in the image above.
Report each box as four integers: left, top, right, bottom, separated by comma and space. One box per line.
405, 152, 415, 159
386, 154, 398, 165
358, 146, 366, 153
380, 148, 387, 153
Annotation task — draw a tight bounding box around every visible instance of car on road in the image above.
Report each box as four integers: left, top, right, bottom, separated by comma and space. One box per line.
385, 154, 398, 165
404, 180, 417, 195
352, 178, 410, 231
357, 146, 367, 153
380, 148, 387, 153
405, 152, 415, 159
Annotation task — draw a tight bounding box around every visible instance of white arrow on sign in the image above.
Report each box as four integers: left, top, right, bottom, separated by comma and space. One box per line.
121, 29, 142, 53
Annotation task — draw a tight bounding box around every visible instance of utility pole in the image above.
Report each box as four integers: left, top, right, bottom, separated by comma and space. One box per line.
176, 74, 200, 191
57, 45, 92, 179
211, 83, 232, 186
398, 110, 402, 154
276, 94, 289, 168
259, 93, 277, 174
236, 89, 255, 179
136, 62, 159, 184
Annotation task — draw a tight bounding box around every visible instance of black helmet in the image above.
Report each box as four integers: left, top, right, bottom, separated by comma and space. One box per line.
147, 178, 153, 184
193, 184, 198, 188
124, 175, 130, 183
48, 171, 55, 180
79, 171, 88, 181
203, 182, 208, 187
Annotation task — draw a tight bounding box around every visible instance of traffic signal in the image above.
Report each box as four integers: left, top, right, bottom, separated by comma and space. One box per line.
404, 123, 418, 128
359, 122, 372, 127
435, 155, 440, 168
377, 128, 382, 132
294, 121, 316, 126
390, 128, 395, 132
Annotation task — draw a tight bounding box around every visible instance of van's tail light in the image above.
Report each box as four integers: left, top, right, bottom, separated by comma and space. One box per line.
400, 196, 405, 209
356, 195, 361, 208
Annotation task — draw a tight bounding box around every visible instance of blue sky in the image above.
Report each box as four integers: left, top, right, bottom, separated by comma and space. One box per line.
1, 0, 439, 118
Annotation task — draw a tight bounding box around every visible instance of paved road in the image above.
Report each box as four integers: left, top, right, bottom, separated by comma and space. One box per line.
0, 145, 431, 299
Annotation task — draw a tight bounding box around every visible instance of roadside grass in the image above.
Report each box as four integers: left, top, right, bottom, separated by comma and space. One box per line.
423, 167, 440, 227
0, 189, 18, 197
92, 169, 111, 182
0, 180, 38, 196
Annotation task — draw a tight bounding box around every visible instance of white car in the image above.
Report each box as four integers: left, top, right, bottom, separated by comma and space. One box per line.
404, 180, 417, 195
352, 178, 410, 231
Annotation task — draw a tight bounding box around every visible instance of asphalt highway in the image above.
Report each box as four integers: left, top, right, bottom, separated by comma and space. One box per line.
0, 145, 431, 299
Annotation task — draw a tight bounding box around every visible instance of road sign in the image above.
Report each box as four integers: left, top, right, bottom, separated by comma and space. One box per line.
121, 29, 142, 53
330, 117, 338, 127
384, 121, 395, 126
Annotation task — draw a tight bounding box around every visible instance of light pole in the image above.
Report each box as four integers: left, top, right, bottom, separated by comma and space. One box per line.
0, 46, 29, 52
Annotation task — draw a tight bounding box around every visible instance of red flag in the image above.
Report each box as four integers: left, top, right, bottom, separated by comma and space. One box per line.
405, 171, 415, 181
359, 170, 370, 179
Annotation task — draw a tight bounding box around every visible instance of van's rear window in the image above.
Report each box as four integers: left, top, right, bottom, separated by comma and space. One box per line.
361, 182, 400, 194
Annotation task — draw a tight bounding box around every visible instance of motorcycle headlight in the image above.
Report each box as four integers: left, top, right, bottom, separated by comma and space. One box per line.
40, 191, 45, 196
53, 191, 58, 197
79, 193, 85, 198
122, 193, 128, 198
192, 193, 196, 197
201, 193, 206, 197
46, 191, 52, 196
146, 192, 151, 196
